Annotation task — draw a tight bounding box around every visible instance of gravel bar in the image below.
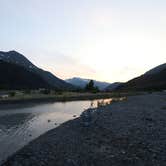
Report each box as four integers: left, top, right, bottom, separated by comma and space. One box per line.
2, 92, 166, 166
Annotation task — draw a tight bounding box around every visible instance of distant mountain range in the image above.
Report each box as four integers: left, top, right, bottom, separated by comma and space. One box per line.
116, 63, 166, 91
105, 82, 123, 91
65, 77, 111, 90
0, 50, 165, 91
0, 51, 74, 90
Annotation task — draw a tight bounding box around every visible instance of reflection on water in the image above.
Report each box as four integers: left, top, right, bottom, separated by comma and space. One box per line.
0, 98, 112, 164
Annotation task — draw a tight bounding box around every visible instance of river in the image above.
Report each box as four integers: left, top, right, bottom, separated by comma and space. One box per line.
0, 98, 112, 164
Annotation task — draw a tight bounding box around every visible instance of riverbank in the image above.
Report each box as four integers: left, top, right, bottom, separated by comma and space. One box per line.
3, 92, 166, 166
0, 92, 140, 108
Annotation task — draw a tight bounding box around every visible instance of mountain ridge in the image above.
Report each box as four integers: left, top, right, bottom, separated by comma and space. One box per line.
116, 63, 166, 91
0, 51, 75, 90
145, 63, 166, 75
65, 77, 111, 90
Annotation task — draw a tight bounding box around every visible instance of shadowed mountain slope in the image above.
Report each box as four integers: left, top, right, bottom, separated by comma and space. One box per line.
117, 63, 166, 91
0, 60, 50, 89
0, 51, 74, 90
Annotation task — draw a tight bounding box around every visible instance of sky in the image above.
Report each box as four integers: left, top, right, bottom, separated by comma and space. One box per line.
0, 0, 166, 82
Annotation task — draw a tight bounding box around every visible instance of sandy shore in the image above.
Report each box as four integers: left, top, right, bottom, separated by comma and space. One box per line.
2, 92, 166, 166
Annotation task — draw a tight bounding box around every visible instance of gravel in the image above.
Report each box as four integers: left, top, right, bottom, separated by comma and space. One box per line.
2, 92, 166, 166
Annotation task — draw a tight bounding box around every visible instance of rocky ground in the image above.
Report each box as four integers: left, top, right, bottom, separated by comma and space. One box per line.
2, 92, 166, 166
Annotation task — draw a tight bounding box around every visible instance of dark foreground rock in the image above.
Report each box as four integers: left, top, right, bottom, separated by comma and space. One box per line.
2, 92, 166, 166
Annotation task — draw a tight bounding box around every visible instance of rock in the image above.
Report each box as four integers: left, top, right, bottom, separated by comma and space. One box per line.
145, 118, 153, 122
81, 110, 92, 127
121, 150, 126, 154
65, 159, 77, 166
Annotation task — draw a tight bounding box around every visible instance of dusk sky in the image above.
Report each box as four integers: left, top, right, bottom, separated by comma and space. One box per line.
0, 0, 165, 82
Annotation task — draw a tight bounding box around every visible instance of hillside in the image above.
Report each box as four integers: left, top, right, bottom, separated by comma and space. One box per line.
117, 63, 166, 91
0, 60, 50, 89
105, 82, 123, 91
145, 63, 166, 75
0, 51, 74, 90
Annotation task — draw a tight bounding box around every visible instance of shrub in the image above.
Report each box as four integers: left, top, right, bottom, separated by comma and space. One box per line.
9, 91, 16, 97
40, 89, 51, 95
23, 90, 31, 94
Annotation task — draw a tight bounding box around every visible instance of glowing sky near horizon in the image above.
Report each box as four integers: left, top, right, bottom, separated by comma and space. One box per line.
0, 0, 166, 82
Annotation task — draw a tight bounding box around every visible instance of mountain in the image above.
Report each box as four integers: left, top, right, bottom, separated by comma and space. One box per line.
105, 82, 123, 91
0, 60, 50, 89
0, 51, 74, 90
65, 77, 110, 90
0, 51, 35, 68
145, 63, 166, 75
116, 63, 166, 91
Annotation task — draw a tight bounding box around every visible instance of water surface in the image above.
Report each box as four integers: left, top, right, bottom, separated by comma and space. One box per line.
0, 98, 111, 164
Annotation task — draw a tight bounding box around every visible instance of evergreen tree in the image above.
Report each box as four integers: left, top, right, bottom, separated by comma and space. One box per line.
85, 80, 93, 91
85, 80, 99, 93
